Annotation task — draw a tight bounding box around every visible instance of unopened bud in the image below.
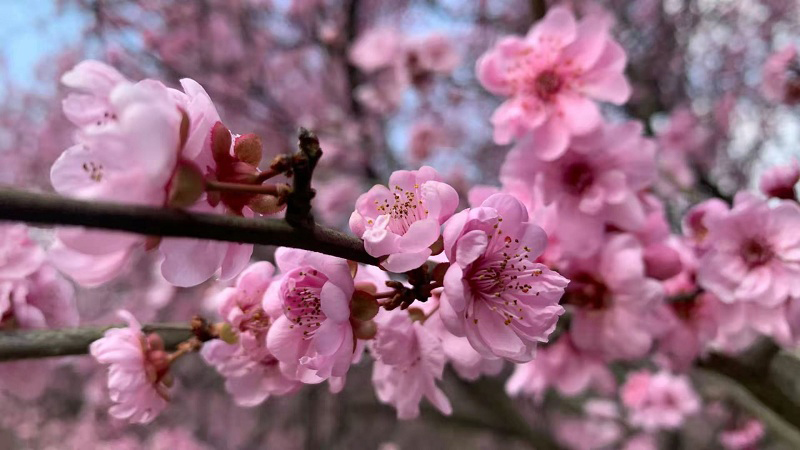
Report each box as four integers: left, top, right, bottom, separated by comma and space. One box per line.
351, 290, 379, 321
249, 194, 287, 215
218, 323, 239, 345
352, 319, 377, 340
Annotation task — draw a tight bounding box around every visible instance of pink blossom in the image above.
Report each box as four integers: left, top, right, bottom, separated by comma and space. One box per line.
720, 419, 764, 450
408, 120, 451, 163
697, 192, 800, 307
762, 46, 800, 104
554, 399, 623, 450
89, 310, 171, 424
266, 248, 356, 383
477, 7, 630, 155
313, 177, 363, 227
349, 27, 403, 73
0, 261, 78, 399
370, 309, 452, 419
0, 224, 45, 280
440, 193, 567, 362
759, 160, 799, 200
652, 293, 722, 371
562, 234, 664, 361
60, 59, 130, 130
506, 335, 615, 400
425, 294, 504, 381
621, 370, 700, 431
201, 262, 301, 407
504, 121, 656, 258
350, 166, 459, 273
51, 62, 253, 288
406, 33, 461, 76
681, 198, 729, 250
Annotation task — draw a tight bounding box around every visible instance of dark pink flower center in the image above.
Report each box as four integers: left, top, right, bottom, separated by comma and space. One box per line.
565, 273, 609, 310
563, 161, 595, 195
284, 268, 327, 338
534, 70, 564, 100
741, 238, 773, 267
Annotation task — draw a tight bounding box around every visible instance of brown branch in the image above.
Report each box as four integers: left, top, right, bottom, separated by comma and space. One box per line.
285, 128, 323, 228
0, 188, 377, 265
0, 324, 192, 361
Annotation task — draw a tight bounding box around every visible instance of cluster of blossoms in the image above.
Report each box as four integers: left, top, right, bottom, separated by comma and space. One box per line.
0, 225, 77, 398
5, 3, 800, 447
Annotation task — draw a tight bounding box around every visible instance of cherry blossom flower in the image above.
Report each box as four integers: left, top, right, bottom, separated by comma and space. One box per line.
0, 263, 78, 399
697, 192, 800, 307
621, 370, 700, 431
440, 193, 568, 362
720, 419, 764, 450
425, 293, 504, 381
477, 7, 630, 156
762, 45, 800, 104
370, 309, 452, 419
506, 335, 615, 401
503, 121, 656, 258
201, 262, 301, 407
0, 224, 45, 280
90, 310, 172, 424
350, 166, 459, 272
266, 248, 356, 383
553, 400, 623, 450
759, 160, 799, 200
51, 61, 254, 288
60, 59, 130, 130
561, 233, 664, 361
681, 198, 729, 250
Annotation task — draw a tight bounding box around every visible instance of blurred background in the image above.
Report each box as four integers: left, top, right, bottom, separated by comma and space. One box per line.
0, 0, 798, 448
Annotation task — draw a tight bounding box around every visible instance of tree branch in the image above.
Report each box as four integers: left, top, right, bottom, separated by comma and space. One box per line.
0, 324, 192, 361
0, 188, 377, 265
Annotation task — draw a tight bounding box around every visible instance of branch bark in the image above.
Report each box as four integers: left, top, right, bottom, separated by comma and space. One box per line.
0, 324, 192, 361
0, 188, 377, 265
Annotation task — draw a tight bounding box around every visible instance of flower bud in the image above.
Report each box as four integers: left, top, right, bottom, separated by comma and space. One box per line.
351, 290, 379, 321
352, 319, 377, 340
234, 133, 263, 167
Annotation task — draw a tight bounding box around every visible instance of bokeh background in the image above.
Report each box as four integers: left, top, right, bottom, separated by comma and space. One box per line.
0, 0, 799, 448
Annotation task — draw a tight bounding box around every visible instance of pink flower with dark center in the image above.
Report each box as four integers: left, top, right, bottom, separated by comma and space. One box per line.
759, 160, 799, 200
681, 198, 729, 250
370, 309, 452, 420
477, 7, 630, 157
90, 310, 172, 424
561, 233, 664, 361
266, 248, 356, 383
440, 193, 568, 363
504, 121, 656, 258
201, 262, 301, 407
350, 166, 459, 273
621, 370, 700, 431
697, 192, 800, 307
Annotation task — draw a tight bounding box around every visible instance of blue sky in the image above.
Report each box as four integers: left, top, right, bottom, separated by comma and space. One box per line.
0, 0, 85, 93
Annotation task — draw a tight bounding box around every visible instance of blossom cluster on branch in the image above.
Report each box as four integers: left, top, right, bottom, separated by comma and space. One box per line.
1, 0, 800, 448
